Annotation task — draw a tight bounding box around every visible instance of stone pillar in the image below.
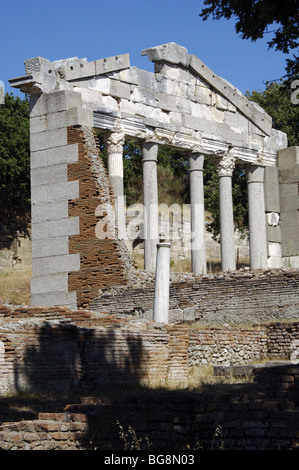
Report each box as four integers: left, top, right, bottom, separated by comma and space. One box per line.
142, 141, 159, 272
188, 153, 207, 275
153, 242, 171, 323
105, 132, 126, 240
246, 165, 268, 269
215, 155, 236, 271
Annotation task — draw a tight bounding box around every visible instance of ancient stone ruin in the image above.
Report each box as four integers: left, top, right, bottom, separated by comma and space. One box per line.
9, 42, 299, 312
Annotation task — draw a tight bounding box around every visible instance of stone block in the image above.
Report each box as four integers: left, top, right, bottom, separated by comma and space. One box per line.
131, 87, 158, 107
31, 272, 69, 294
67, 107, 94, 127
280, 196, 299, 212
169, 309, 183, 322
32, 236, 69, 259
266, 225, 281, 243
30, 128, 68, 152
95, 54, 130, 75
32, 253, 80, 276
31, 217, 79, 240
30, 90, 82, 117
31, 163, 68, 188
142, 43, 190, 68
31, 200, 69, 223
63, 60, 96, 81
279, 167, 299, 184
93, 76, 111, 94
110, 80, 131, 100
118, 67, 158, 89
279, 183, 298, 198
278, 146, 299, 169
31, 290, 77, 308
189, 54, 272, 136
183, 307, 195, 322
264, 166, 280, 212
32, 180, 79, 204
31, 144, 78, 169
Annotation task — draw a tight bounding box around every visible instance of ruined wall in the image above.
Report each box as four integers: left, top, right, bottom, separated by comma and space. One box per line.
67, 124, 137, 308
1, 304, 299, 397
0, 359, 299, 450
91, 269, 299, 325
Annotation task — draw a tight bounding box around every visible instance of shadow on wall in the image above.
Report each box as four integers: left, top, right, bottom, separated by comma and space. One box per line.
13, 323, 146, 394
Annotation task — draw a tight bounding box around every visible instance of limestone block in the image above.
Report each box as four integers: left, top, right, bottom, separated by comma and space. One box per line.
264, 166, 280, 212
30, 90, 82, 117
101, 96, 119, 114
279, 167, 299, 184
31, 272, 69, 294
31, 217, 79, 240
32, 236, 69, 259
131, 87, 158, 107
278, 146, 299, 169
118, 67, 158, 90
63, 60, 96, 81
190, 54, 272, 136
32, 253, 80, 276
31, 163, 68, 188
31, 144, 78, 169
95, 54, 130, 75
110, 80, 131, 100
194, 85, 212, 105
31, 200, 69, 223
279, 183, 298, 198
31, 290, 77, 308
73, 87, 103, 110
279, 196, 299, 212
93, 77, 111, 94
31, 180, 79, 204
30, 128, 68, 152
141, 43, 190, 68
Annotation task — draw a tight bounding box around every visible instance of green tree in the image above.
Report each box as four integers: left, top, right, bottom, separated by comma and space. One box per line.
0, 93, 30, 234
246, 80, 299, 146
199, 0, 299, 79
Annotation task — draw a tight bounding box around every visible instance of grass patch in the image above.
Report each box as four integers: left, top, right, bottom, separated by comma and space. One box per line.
0, 269, 31, 305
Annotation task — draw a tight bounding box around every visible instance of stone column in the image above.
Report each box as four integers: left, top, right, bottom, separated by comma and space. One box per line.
153, 242, 171, 323
105, 132, 126, 240
215, 155, 236, 271
188, 153, 207, 275
141, 141, 159, 272
246, 165, 268, 269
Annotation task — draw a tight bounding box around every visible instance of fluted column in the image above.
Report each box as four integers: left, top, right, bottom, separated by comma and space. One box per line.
189, 153, 207, 275
215, 154, 236, 272
141, 141, 159, 272
246, 165, 268, 269
105, 132, 126, 240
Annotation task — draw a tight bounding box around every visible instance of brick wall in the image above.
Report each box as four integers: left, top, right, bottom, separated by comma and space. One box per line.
91, 269, 299, 325
67, 125, 137, 308
0, 364, 299, 450
1, 304, 299, 397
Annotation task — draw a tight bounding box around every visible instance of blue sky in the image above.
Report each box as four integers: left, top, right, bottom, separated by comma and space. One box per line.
1, 0, 291, 99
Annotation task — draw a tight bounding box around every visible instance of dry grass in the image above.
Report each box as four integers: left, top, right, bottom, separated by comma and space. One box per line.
0, 269, 31, 305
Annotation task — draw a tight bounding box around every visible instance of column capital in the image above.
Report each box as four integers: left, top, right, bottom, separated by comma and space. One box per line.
215, 154, 236, 177
188, 153, 204, 172
141, 140, 158, 162
245, 164, 265, 183
105, 131, 125, 154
